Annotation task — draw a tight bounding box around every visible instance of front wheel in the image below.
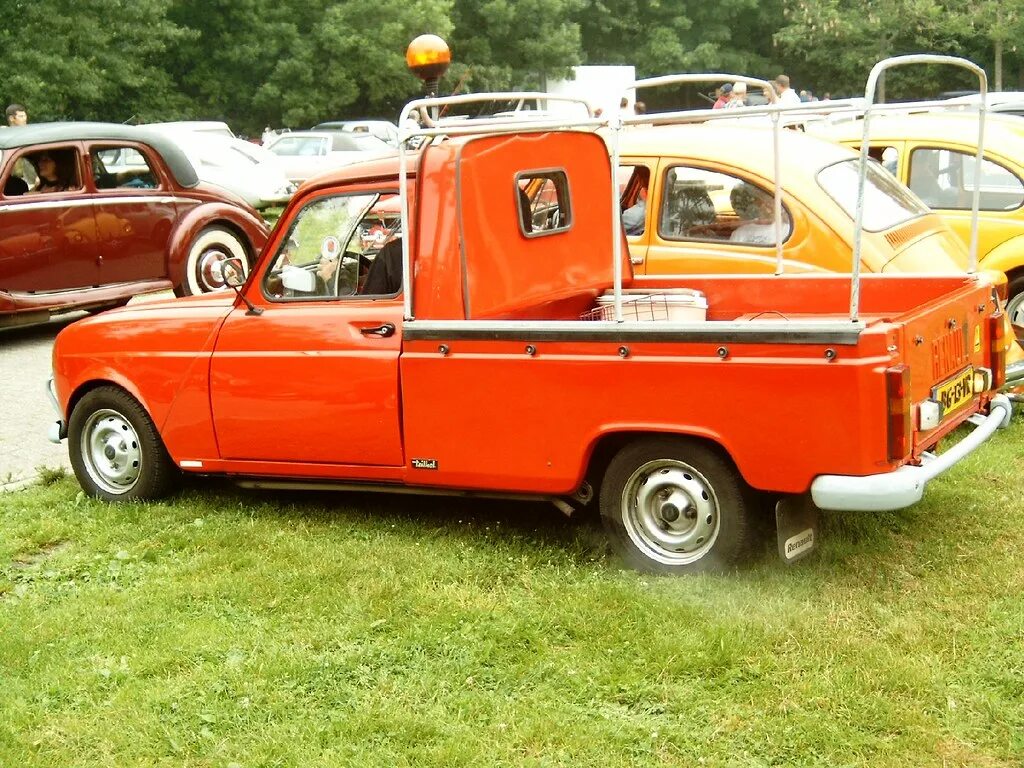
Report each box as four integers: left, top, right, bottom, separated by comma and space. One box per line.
174, 225, 250, 297
68, 386, 177, 501
599, 437, 756, 574
1007, 274, 1024, 330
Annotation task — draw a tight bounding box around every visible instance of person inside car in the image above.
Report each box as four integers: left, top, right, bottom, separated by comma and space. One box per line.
31, 151, 77, 194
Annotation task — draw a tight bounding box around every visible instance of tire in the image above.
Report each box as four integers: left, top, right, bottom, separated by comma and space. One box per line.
68, 386, 177, 501
599, 436, 756, 574
1007, 273, 1024, 330
174, 225, 250, 297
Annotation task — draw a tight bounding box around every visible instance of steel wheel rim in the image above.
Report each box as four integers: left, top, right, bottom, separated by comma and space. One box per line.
1007, 291, 1024, 330
195, 245, 235, 292
80, 408, 142, 495
620, 458, 721, 566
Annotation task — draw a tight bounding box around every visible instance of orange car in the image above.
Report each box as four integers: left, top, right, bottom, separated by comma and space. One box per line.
47, 117, 1012, 574
617, 123, 970, 277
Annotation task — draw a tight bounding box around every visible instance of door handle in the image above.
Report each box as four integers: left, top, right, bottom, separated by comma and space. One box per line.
360, 322, 396, 338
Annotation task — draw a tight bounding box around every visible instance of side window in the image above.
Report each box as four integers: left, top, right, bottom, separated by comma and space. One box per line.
659, 166, 792, 246
263, 191, 402, 300
516, 170, 572, 236
868, 145, 899, 177
17, 148, 82, 195
909, 147, 1024, 211
619, 165, 650, 236
93, 145, 158, 190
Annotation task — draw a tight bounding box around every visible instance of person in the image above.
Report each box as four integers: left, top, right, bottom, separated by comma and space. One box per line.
622, 188, 647, 235
261, 125, 274, 145
729, 183, 786, 245
881, 146, 899, 176
30, 152, 75, 194
6, 103, 27, 126
360, 237, 403, 294
724, 82, 747, 109
634, 101, 646, 115
712, 83, 732, 109
773, 75, 801, 107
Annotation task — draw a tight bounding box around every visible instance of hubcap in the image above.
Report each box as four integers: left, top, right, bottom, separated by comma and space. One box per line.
620, 459, 721, 565
196, 246, 234, 292
80, 409, 142, 495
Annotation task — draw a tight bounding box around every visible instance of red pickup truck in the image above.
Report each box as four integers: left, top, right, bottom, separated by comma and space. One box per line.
47, 109, 1012, 574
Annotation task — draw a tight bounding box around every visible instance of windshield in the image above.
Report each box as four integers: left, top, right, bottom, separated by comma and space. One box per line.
269, 136, 327, 157
817, 159, 929, 232
330, 133, 389, 152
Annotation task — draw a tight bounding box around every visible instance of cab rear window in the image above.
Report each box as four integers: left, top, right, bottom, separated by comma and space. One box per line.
817, 159, 929, 232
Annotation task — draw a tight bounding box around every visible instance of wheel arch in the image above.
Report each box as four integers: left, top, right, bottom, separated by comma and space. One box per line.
67, 377, 155, 432
582, 427, 745, 494
167, 205, 269, 289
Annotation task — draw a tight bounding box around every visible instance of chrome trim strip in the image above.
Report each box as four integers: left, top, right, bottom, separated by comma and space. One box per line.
0, 195, 194, 213
403, 319, 865, 345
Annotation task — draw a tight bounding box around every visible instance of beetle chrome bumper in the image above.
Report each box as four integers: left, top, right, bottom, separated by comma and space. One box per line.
811, 394, 1012, 512
46, 377, 67, 444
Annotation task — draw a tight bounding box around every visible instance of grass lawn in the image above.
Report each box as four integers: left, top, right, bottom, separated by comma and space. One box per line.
2, 413, 1023, 766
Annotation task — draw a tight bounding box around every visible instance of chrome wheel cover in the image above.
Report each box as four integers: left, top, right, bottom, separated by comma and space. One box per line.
620, 459, 721, 565
80, 408, 142, 495
195, 245, 233, 292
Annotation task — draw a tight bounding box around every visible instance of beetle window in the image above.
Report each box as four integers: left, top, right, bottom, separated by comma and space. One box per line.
263, 192, 402, 301
908, 147, 1024, 212
817, 158, 929, 232
516, 171, 572, 236
92, 145, 158, 189
658, 166, 792, 246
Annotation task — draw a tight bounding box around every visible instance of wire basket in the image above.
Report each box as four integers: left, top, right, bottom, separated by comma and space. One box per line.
580, 295, 671, 321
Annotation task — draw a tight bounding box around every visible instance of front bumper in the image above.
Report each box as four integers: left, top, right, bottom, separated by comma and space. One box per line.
46, 377, 67, 444
810, 394, 1013, 512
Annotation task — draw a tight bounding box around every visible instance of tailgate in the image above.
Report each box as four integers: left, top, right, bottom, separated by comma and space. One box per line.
897, 277, 1000, 455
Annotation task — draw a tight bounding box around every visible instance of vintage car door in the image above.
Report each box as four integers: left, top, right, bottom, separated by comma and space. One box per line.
620, 162, 653, 271
87, 141, 178, 284
209, 188, 405, 467
0, 142, 101, 292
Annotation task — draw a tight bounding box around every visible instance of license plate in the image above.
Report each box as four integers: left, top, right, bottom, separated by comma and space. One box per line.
932, 367, 974, 415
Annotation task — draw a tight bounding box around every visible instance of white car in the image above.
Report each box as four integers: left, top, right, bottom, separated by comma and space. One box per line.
313, 120, 400, 147
265, 130, 393, 185
147, 126, 296, 209
147, 120, 236, 139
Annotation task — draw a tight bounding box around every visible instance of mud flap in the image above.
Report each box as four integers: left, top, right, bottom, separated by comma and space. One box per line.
775, 494, 820, 564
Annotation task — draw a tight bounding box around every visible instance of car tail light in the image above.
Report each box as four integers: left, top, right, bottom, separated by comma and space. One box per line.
886, 365, 912, 462
990, 312, 1006, 389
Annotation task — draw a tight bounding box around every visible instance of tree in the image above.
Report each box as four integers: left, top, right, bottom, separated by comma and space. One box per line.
0, 0, 189, 122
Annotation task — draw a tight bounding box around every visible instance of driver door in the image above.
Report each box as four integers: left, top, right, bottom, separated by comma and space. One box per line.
209, 188, 405, 467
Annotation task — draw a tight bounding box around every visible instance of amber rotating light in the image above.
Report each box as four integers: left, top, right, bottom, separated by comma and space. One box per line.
406, 34, 451, 97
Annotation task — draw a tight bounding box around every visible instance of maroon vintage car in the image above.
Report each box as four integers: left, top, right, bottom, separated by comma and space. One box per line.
0, 123, 270, 329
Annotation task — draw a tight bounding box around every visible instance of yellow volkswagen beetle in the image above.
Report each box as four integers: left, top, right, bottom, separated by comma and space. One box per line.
817, 112, 1024, 326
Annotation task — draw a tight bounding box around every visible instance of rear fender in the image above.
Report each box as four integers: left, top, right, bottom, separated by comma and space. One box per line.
979, 234, 1024, 278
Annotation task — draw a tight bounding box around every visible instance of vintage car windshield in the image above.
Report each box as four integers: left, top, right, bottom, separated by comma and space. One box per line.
331, 133, 390, 152
817, 158, 929, 232
269, 136, 327, 157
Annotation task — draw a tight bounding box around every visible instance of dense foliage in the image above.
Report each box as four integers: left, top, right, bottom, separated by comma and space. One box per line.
0, 0, 1022, 134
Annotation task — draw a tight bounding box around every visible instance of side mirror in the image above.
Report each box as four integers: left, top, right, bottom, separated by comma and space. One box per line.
223, 257, 246, 287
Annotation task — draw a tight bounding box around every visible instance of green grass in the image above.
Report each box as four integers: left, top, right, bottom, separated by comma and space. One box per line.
2, 412, 1024, 766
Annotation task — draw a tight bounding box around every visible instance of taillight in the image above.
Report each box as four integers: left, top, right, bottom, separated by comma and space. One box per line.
990, 312, 1006, 389
886, 364, 912, 462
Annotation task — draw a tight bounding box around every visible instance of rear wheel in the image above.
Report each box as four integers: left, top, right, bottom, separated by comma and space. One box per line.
68, 386, 177, 501
174, 226, 250, 297
599, 436, 756, 574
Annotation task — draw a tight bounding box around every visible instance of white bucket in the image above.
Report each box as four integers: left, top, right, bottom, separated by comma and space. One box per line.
593, 290, 707, 322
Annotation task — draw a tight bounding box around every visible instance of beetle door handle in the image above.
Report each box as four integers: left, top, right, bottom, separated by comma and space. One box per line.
360, 322, 396, 338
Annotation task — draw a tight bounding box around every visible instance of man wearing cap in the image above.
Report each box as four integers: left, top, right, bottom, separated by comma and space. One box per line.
774, 75, 802, 107
712, 83, 732, 109
724, 82, 747, 109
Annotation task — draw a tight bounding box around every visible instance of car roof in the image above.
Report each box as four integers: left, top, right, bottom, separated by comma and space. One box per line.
617, 123, 858, 178
0, 122, 200, 187
817, 112, 1024, 156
